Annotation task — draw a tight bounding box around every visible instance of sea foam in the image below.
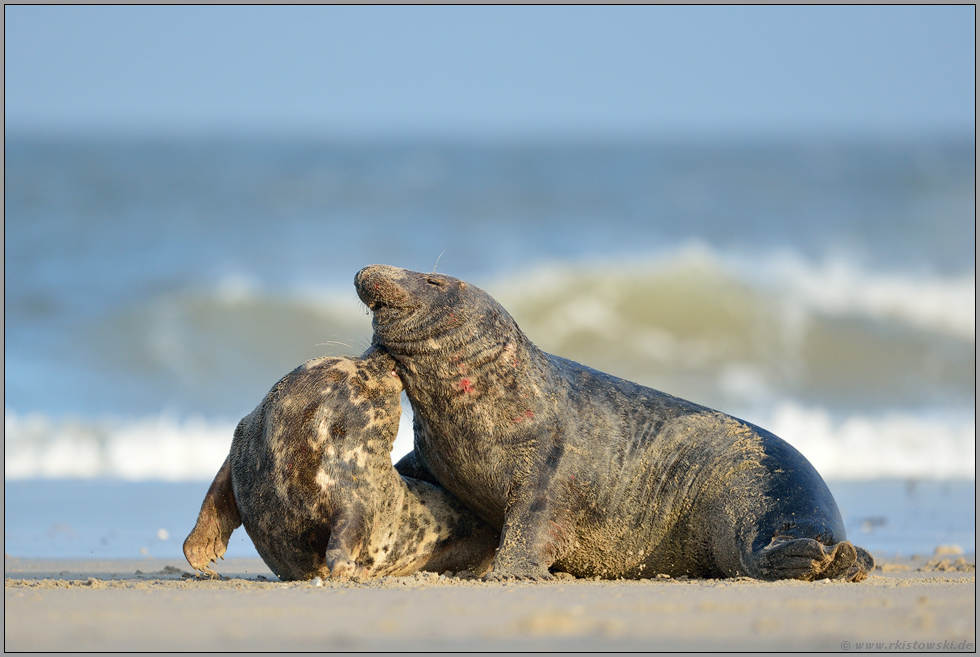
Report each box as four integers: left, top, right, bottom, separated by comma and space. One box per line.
5, 403, 974, 482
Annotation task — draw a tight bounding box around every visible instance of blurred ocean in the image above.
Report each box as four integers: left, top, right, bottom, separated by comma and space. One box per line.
4, 479, 974, 560
4, 136, 976, 485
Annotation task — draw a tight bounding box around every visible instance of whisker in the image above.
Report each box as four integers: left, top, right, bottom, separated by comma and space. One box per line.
315, 340, 354, 349
432, 250, 446, 273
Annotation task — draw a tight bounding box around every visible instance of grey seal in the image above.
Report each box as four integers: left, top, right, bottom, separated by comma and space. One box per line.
355, 264, 875, 582
183, 348, 498, 581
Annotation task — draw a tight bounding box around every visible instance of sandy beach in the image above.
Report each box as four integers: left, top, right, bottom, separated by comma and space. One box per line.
5, 554, 974, 651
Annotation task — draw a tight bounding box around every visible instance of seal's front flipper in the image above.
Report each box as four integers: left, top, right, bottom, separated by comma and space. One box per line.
755, 538, 874, 582
482, 491, 568, 581
183, 456, 242, 574
321, 512, 369, 581
482, 538, 555, 580
483, 530, 554, 581
484, 561, 553, 582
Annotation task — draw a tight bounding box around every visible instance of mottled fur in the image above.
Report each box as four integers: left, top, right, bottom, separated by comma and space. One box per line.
183, 348, 498, 581
356, 265, 874, 582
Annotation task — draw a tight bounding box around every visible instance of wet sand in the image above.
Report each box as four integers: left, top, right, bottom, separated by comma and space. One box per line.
5, 554, 975, 651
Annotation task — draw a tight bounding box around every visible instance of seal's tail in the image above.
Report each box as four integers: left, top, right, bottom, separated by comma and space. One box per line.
756, 537, 875, 582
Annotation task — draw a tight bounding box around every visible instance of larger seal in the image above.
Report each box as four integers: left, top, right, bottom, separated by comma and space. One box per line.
355, 265, 875, 582
183, 348, 498, 581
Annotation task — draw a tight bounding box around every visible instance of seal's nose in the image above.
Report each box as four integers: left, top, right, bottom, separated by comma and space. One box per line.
354, 265, 378, 288
355, 264, 396, 285
354, 265, 383, 305
355, 264, 408, 309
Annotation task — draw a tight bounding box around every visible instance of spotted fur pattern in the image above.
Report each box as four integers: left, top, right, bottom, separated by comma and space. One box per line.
355, 265, 874, 582
183, 348, 498, 581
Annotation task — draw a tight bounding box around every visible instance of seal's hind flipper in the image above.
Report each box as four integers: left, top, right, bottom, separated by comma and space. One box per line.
756, 537, 873, 582
756, 537, 826, 579
815, 541, 874, 582
183, 456, 242, 573
847, 545, 876, 582
854, 545, 875, 573
818, 541, 859, 580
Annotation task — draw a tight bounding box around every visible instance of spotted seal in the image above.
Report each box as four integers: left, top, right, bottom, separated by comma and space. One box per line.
355, 265, 875, 582
183, 348, 499, 581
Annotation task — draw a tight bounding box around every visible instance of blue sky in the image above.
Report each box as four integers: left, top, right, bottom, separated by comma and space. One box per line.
4, 5, 975, 138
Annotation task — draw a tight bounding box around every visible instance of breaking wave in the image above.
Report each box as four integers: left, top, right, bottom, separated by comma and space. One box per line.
492, 244, 975, 341
67, 244, 973, 416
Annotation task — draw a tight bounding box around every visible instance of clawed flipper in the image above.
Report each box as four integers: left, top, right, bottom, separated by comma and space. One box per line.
323, 549, 367, 581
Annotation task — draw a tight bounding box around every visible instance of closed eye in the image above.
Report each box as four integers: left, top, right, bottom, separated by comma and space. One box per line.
426, 277, 446, 288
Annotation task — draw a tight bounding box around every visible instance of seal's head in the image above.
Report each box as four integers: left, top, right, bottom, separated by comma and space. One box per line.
252, 348, 405, 507
354, 264, 543, 455
351, 345, 404, 398
355, 264, 518, 356
305, 348, 404, 453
